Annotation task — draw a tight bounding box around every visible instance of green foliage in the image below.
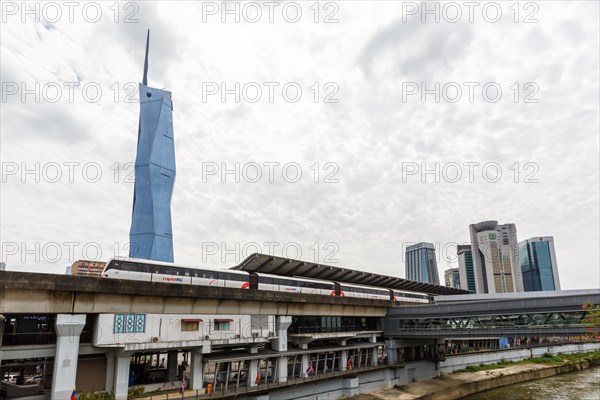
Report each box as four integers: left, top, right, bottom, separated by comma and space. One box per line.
127, 387, 145, 399
455, 361, 514, 373
582, 301, 600, 338
527, 355, 563, 363
78, 392, 115, 400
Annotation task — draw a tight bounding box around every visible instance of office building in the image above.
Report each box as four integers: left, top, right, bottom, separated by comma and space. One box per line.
519, 236, 561, 291
457, 245, 476, 292
70, 260, 106, 277
129, 30, 176, 262
469, 221, 524, 294
405, 242, 440, 284
444, 268, 460, 289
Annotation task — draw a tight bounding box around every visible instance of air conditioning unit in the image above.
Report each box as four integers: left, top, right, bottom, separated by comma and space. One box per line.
235, 334, 241, 339
268, 331, 276, 337
204, 335, 210, 340
252, 332, 260, 338
151, 337, 159, 343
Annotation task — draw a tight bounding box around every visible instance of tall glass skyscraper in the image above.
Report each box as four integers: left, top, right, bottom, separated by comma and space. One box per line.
405, 242, 439, 284
519, 237, 561, 291
457, 245, 476, 292
129, 31, 176, 262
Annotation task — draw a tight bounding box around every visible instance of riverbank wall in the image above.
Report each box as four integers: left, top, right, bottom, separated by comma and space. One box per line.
439, 342, 600, 373
414, 358, 600, 400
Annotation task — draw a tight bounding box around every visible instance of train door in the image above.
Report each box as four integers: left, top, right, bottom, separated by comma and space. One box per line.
249, 273, 259, 290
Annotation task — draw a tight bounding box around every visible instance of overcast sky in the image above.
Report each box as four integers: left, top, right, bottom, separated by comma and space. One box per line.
1, 1, 599, 290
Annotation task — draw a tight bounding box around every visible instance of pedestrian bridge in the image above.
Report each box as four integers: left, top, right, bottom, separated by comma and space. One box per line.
384, 289, 600, 338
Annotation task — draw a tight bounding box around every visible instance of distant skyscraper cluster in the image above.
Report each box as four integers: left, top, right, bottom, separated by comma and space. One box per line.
409, 220, 561, 293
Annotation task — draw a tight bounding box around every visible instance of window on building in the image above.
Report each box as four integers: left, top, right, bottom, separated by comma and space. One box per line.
181, 320, 201, 332
214, 320, 232, 331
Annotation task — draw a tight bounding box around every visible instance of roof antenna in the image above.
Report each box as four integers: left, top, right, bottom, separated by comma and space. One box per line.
142, 29, 149, 86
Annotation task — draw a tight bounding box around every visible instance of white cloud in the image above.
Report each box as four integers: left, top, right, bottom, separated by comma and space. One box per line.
1, 1, 598, 290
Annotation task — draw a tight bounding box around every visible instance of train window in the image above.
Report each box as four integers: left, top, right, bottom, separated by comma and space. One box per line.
199, 270, 215, 279
217, 272, 228, 280
139, 264, 151, 273
165, 267, 178, 275
121, 263, 139, 272
260, 277, 274, 285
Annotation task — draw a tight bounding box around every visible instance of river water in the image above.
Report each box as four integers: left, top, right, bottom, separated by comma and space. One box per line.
461, 367, 600, 400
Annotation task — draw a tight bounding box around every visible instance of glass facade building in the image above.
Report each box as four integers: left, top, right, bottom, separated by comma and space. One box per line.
519, 237, 560, 292
457, 245, 476, 292
129, 32, 176, 262
405, 243, 439, 285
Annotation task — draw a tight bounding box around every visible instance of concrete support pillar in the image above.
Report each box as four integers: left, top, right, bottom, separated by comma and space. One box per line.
0, 315, 5, 351
105, 349, 115, 392
277, 356, 288, 383
271, 316, 292, 352
371, 347, 378, 366
340, 349, 348, 371
342, 376, 359, 397
189, 350, 204, 390
248, 359, 259, 387
408, 346, 416, 361
301, 354, 309, 377
385, 340, 397, 364
51, 314, 86, 400
167, 350, 178, 381
113, 351, 131, 400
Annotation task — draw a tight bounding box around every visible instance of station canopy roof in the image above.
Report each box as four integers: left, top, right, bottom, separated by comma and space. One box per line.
231, 253, 469, 296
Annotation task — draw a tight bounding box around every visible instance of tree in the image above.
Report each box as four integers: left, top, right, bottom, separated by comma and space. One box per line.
582, 301, 600, 340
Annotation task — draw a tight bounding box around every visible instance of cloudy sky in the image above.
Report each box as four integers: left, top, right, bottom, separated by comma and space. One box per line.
1, 1, 598, 290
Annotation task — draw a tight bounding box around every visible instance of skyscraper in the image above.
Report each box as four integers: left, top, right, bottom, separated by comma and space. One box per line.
519, 236, 561, 292
457, 244, 476, 292
444, 267, 460, 288
469, 221, 523, 294
129, 31, 176, 262
405, 242, 440, 284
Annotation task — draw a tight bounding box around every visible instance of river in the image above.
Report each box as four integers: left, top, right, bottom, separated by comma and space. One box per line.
461, 367, 600, 400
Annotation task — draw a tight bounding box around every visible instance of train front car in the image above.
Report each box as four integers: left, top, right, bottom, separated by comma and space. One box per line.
101, 258, 152, 282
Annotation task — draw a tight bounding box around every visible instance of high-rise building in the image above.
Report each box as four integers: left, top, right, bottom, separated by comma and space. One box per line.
70, 260, 106, 277
129, 30, 176, 263
457, 245, 476, 292
469, 221, 524, 294
444, 268, 460, 288
519, 236, 561, 292
405, 242, 440, 284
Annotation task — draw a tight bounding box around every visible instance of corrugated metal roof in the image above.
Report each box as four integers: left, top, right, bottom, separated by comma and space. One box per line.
231, 253, 469, 296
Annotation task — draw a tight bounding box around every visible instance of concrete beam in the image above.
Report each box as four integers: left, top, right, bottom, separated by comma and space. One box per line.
0, 271, 389, 316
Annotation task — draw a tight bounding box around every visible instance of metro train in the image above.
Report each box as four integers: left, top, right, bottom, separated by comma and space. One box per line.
101, 257, 430, 303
